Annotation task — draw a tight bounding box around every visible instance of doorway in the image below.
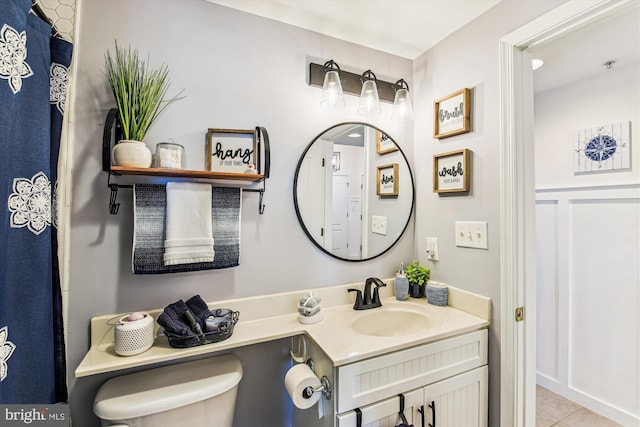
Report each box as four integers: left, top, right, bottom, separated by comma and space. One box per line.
499, 1, 639, 426
527, 7, 638, 425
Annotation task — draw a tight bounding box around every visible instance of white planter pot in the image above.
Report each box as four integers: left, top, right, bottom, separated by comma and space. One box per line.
112, 140, 152, 168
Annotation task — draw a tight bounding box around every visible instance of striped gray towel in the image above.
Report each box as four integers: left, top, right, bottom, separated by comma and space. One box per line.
133, 184, 241, 274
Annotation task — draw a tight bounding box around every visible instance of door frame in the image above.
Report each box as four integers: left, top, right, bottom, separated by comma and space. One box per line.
498, 1, 633, 425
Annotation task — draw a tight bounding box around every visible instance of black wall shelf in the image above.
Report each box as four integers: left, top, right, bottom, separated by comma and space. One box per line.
102, 109, 270, 215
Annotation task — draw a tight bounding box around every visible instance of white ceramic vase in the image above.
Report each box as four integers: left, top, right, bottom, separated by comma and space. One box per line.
112, 140, 152, 168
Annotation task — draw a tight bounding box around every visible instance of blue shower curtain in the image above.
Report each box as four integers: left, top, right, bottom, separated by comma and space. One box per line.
0, 0, 72, 404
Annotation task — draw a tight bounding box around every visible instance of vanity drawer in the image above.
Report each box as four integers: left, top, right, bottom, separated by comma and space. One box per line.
336, 388, 423, 427
336, 329, 487, 413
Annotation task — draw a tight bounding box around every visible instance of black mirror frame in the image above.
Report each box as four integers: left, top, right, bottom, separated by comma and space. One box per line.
293, 122, 415, 262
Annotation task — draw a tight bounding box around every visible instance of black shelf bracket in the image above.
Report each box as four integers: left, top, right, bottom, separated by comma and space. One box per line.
107, 173, 132, 215
242, 125, 270, 214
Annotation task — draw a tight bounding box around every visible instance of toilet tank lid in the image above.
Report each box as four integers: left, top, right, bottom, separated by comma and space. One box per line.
94, 354, 243, 420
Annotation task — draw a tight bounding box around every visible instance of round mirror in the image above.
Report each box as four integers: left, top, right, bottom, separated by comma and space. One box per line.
294, 123, 414, 261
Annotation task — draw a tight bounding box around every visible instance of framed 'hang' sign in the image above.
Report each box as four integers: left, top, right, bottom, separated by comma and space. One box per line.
433, 88, 470, 139
206, 128, 257, 173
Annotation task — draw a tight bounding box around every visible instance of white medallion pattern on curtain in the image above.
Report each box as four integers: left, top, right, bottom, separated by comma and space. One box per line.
50, 62, 68, 113
0, 23, 34, 95
0, 326, 16, 382
8, 171, 52, 235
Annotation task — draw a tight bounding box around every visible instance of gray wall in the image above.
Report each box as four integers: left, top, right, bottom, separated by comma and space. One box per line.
66, 0, 573, 425
68, 0, 413, 425
411, 1, 564, 425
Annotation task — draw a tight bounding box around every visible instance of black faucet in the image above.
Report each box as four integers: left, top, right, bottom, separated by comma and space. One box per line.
348, 277, 387, 310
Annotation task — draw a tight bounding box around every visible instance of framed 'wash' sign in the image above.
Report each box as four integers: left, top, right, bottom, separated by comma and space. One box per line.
206, 128, 257, 173
433, 149, 470, 193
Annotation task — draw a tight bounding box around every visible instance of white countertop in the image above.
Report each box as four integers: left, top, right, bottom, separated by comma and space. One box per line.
75, 280, 491, 377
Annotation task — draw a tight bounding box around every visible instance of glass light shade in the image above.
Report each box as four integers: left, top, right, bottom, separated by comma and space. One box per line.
320, 70, 345, 108
357, 79, 381, 116
391, 88, 414, 121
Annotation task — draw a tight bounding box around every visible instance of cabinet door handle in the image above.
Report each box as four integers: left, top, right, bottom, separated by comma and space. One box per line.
417, 404, 425, 427
428, 400, 436, 427
355, 407, 362, 427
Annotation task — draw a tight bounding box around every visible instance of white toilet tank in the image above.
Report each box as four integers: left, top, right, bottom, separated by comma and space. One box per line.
94, 354, 243, 427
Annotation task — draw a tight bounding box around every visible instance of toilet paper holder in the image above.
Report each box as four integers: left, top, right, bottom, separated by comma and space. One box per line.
301, 375, 332, 401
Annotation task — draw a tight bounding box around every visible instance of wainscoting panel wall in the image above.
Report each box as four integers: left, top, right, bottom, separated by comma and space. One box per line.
536, 184, 640, 426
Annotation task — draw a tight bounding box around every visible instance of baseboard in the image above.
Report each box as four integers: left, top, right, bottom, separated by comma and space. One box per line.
536, 373, 639, 426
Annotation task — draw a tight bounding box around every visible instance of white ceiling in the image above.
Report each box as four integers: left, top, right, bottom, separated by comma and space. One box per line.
528, 4, 640, 94
206, 0, 639, 94
206, 0, 502, 59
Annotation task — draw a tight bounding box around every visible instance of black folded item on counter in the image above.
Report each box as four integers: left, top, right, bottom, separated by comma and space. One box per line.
156, 300, 195, 337
185, 294, 212, 325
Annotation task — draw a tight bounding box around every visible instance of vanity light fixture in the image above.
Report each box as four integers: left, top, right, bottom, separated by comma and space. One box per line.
391, 79, 414, 122
357, 70, 381, 116
308, 61, 408, 117
319, 60, 345, 109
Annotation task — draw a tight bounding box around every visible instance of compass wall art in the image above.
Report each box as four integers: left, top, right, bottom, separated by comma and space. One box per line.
573, 121, 630, 173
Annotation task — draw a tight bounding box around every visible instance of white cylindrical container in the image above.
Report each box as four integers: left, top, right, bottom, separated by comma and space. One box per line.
154, 142, 186, 169
114, 312, 154, 356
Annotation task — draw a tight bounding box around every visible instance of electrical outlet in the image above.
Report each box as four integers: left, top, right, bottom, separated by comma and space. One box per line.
455, 221, 488, 249
426, 237, 439, 261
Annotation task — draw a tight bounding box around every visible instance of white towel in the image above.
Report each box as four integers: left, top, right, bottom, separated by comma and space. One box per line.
163, 182, 214, 265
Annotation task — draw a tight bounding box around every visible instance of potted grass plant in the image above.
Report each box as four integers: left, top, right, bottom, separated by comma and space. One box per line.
405, 260, 430, 298
105, 41, 184, 168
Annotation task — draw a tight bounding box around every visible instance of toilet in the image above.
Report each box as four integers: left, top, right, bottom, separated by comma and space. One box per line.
94, 354, 243, 427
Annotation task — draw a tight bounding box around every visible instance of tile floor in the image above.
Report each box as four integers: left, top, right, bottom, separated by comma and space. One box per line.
536, 385, 621, 426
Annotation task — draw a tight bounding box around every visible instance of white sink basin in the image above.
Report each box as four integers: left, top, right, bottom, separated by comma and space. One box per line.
350, 304, 437, 337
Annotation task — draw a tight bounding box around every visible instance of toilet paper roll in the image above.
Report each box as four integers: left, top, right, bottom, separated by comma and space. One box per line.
284, 363, 322, 409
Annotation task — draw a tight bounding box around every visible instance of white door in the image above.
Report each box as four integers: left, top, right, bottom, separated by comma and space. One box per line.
331, 174, 349, 257
421, 366, 488, 427
347, 198, 362, 259
297, 139, 330, 245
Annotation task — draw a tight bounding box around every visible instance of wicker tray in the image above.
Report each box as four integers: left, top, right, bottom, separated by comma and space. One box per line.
165, 311, 239, 348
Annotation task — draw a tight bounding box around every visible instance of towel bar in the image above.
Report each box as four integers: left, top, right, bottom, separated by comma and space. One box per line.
107, 175, 264, 215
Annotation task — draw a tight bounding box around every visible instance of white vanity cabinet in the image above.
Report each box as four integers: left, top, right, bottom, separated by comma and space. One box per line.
335, 367, 487, 427
334, 329, 488, 427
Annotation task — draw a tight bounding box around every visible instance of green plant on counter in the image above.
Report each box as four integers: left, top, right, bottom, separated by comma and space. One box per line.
405, 260, 430, 285
105, 41, 185, 141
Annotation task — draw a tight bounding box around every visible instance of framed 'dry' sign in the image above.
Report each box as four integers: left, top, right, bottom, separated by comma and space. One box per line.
206, 128, 257, 173
433, 88, 470, 139
433, 149, 470, 193
376, 163, 399, 197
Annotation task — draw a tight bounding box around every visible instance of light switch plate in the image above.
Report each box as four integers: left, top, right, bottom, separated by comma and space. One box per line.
372, 215, 387, 235
455, 221, 488, 249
